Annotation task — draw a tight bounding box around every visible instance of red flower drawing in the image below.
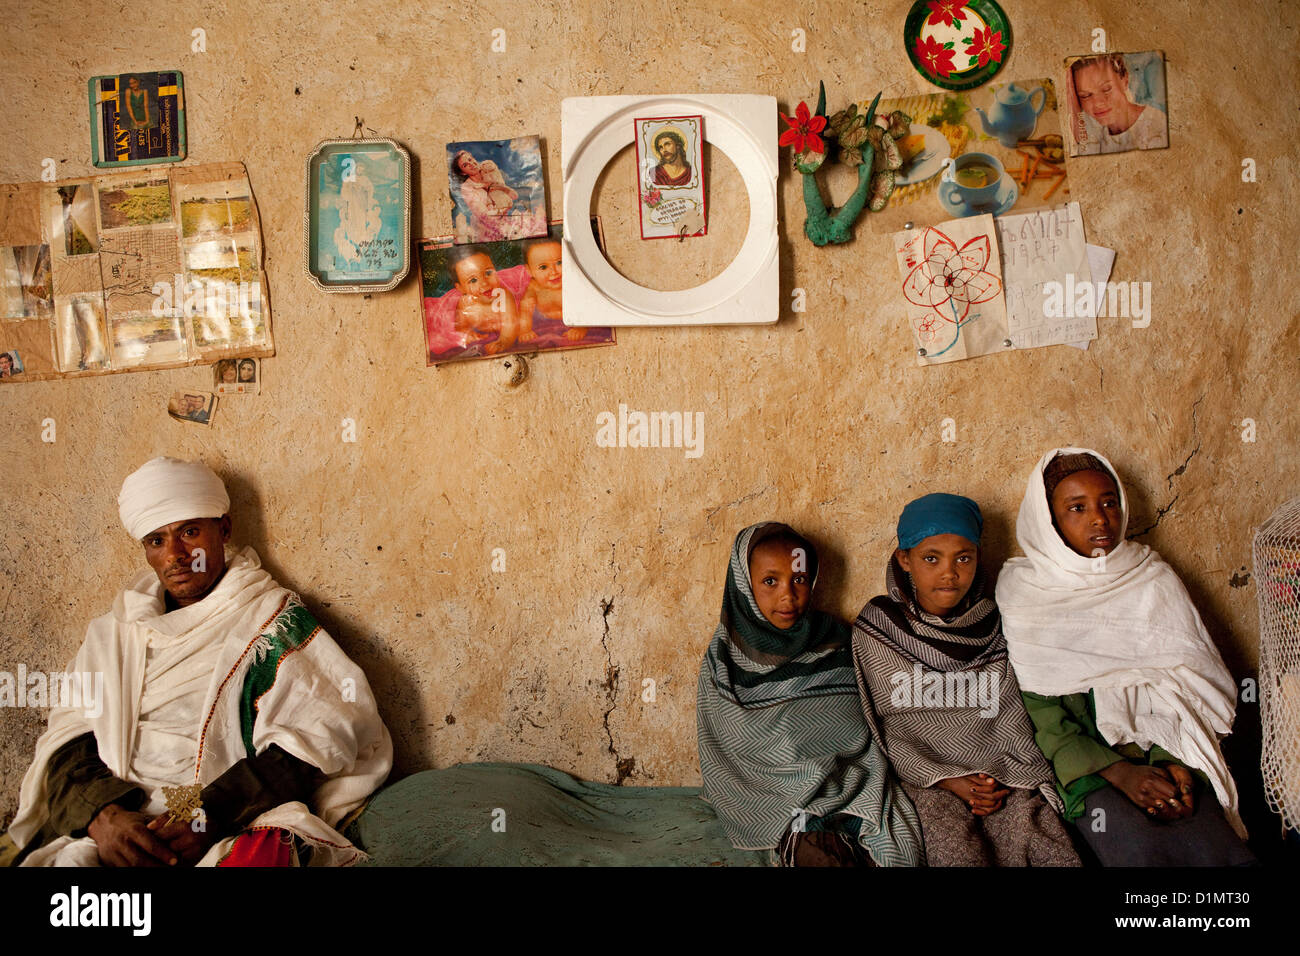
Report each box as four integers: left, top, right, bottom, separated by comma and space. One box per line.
926, 0, 968, 28
779, 101, 827, 154
902, 228, 1001, 324
915, 35, 958, 79
965, 27, 1007, 69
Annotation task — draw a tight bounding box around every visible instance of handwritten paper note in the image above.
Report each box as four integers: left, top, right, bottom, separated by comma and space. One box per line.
893, 214, 1008, 365
993, 201, 1097, 350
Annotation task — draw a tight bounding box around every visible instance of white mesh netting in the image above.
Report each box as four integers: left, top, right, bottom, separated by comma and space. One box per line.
1255, 496, 1300, 834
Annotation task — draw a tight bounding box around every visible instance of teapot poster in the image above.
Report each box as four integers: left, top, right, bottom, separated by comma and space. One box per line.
866, 78, 1071, 233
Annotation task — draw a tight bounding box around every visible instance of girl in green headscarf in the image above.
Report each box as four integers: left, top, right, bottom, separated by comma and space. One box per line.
696, 521, 924, 866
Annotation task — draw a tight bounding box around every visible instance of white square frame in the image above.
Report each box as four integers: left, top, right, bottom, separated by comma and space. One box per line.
561, 94, 778, 326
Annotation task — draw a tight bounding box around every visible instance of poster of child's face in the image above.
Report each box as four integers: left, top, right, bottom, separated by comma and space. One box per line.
419, 219, 615, 365
0, 350, 23, 378
446, 136, 548, 245
1065, 51, 1169, 156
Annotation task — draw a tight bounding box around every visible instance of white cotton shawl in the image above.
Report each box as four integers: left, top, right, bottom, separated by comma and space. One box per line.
8, 546, 392, 866
996, 447, 1244, 837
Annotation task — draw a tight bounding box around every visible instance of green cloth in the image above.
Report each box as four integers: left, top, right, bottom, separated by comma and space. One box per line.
344, 763, 768, 867
239, 601, 320, 755
1022, 689, 1191, 820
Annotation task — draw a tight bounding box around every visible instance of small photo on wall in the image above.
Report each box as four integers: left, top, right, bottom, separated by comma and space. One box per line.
55, 293, 111, 372
447, 136, 548, 245
0, 350, 23, 378
420, 219, 615, 365
97, 175, 173, 229
0, 245, 53, 318
184, 233, 267, 350
167, 391, 216, 426
177, 180, 255, 240
1064, 51, 1169, 156
214, 357, 259, 394
109, 311, 186, 368
634, 115, 707, 240
54, 182, 99, 255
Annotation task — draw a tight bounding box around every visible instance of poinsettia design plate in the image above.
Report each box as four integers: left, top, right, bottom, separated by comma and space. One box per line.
904, 0, 1012, 91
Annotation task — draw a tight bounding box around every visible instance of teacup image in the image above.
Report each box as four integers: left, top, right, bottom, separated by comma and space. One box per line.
941, 152, 1006, 208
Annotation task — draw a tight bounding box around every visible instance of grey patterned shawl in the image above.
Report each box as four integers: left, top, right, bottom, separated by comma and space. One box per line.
696, 523, 924, 863
853, 555, 1061, 811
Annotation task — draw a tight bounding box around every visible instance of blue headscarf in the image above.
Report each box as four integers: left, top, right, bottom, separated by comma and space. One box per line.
897, 493, 983, 549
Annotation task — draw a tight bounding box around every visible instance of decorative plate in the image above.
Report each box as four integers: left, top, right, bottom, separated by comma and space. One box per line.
904, 0, 1012, 92
304, 138, 411, 293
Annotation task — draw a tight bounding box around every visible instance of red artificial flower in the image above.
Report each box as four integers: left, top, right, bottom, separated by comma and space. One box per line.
965, 27, 1006, 69
915, 34, 958, 79
903, 228, 1001, 324
778, 101, 827, 155
925, 0, 968, 28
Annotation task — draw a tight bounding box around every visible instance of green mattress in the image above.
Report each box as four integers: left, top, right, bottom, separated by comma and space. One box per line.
345, 762, 768, 867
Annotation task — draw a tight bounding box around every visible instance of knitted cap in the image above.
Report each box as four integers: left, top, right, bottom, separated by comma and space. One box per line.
1043, 452, 1112, 502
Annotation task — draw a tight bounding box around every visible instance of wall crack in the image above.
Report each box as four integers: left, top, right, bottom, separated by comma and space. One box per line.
1133, 393, 1205, 539
705, 485, 774, 525
599, 545, 635, 784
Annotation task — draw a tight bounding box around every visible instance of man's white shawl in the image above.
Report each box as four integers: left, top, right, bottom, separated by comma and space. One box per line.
8, 546, 392, 865
995, 448, 1244, 837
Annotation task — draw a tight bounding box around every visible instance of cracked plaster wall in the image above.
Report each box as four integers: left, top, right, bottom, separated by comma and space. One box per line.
1, 0, 1297, 827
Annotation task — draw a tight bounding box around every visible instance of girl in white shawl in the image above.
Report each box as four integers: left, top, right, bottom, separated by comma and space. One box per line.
997, 448, 1255, 865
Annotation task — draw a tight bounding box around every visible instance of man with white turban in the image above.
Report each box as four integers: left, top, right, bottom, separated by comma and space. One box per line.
1, 457, 392, 866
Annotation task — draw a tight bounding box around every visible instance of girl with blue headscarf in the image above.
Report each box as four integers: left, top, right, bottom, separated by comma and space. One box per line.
696, 522, 924, 867
852, 494, 1080, 866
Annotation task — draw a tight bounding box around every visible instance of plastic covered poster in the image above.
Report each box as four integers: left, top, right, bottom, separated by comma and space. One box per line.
446, 136, 548, 245
420, 219, 615, 365
1064, 51, 1169, 157
866, 79, 1071, 233
0, 162, 273, 384
89, 71, 187, 168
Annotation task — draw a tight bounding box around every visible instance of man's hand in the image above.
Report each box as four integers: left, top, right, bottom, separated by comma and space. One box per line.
1099, 761, 1190, 821
147, 813, 218, 865
937, 773, 1011, 816
87, 804, 177, 867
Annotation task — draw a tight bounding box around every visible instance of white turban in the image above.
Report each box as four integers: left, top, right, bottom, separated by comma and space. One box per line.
118, 456, 230, 539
